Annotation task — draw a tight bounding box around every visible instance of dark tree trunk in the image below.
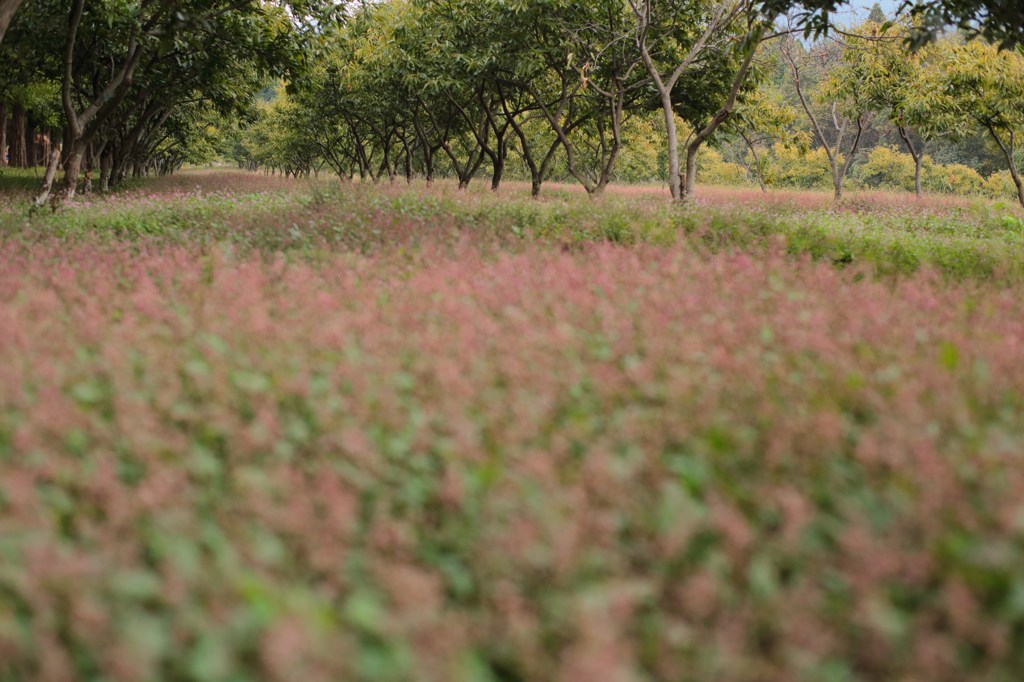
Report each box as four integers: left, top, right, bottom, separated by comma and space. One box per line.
60, 143, 85, 202
99, 149, 111, 192
0, 102, 6, 168
26, 120, 36, 167
490, 153, 504, 191
424, 149, 435, 184
10, 103, 26, 167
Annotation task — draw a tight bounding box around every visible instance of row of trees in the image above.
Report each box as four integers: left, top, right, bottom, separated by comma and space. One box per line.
230, 0, 811, 201
773, 17, 1024, 204
0, 0, 336, 204
2, 0, 1022, 206
227, 1, 1024, 206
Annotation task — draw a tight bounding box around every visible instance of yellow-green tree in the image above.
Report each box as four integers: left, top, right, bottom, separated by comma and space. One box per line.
782, 31, 872, 202
910, 39, 1024, 208
832, 20, 932, 196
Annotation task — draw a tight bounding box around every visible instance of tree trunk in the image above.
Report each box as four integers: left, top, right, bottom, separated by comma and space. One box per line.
10, 103, 26, 167
683, 143, 699, 201
0, 0, 25, 47
740, 132, 767, 193
34, 144, 62, 207
490, 155, 504, 191
659, 94, 681, 201
59, 143, 85, 203
511, 123, 542, 197
1007, 160, 1024, 210
985, 126, 1024, 210
897, 126, 923, 199
425, 154, 435, 184
680, 40, 759, 200
499, 86, 543, 198
99, 149, 111, 192
26, 120, 36, 167
0, 102, 6, 168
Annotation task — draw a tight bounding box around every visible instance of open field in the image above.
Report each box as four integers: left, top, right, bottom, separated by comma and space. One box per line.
3, 171, 1024, 680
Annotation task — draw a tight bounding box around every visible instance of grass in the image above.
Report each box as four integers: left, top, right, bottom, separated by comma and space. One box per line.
3, 171, 1024, 281
2, 170, 1024, 681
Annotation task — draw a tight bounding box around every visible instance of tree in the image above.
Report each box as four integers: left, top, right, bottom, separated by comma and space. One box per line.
628, 0, 753, 201
833, 20, 932, 197
911, 39, 1024, 208
0, 0, 338, 203
513, 0, 646, 196
726, 86, 804, 192
782, 31, 871, 201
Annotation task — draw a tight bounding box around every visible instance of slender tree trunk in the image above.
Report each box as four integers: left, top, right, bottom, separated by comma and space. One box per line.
680, 40, 759, 200
99, 149, 111, 192
513, 122, 544, 197
985, 126, 1024, 210
490, 153, 504, 191
683, 144, 698, 200
740, 132, 767, 193
995, 142, 1024, 209
0, 103, 6, 168
629, 0, 740, 202
498, 83, 543, 198
26, 120, 36, 167
659, 94, 681, 201
1013, 174, 1024, 211
897, 126, 923, 198
525, 82, 599, 195
10, 103, 26, 167
1006, 148, 1024, 210
784, 44, 865, 204
34, 144, 62, 206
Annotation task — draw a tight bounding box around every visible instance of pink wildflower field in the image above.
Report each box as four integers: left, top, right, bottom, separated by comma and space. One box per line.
3, 175, 1024, 681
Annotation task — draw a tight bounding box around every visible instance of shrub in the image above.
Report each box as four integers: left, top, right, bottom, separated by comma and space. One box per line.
857, 145, 919, 191
696, 148, 749, 187
983, 170, 1020, 200
762, 143, 834, 190
924, 161, 986, 196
